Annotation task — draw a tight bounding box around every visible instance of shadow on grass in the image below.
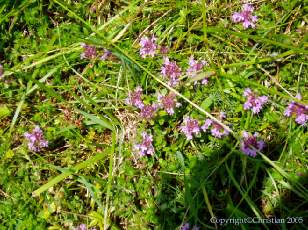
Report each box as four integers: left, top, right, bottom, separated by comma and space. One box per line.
155, 139, 307, 230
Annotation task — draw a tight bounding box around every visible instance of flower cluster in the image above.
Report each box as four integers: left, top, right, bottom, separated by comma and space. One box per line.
240, 131, 265, 157
161, 57, 182, 87
80, 43, 97, 59
139, 35, 212, 87
24, 126, 48, 152
140, 104, 159, 120
80, 43, 111, 60
187, 56, 208, 85
181, 223, 200, 230
284, 100, 308, 126
201, 113, 230, 138
100, 49, 112, 60
157, 92, 181, 115
139, 35, 157, 58
125, 86, 144, 109
134, 132, 155, 156
180, 117, 201, 140
74, 224, 97, 230
243, 88, 268, 114
232, 4, 258, 29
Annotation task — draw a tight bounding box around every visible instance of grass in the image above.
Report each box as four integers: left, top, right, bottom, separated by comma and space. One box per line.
0, 0, 307, 229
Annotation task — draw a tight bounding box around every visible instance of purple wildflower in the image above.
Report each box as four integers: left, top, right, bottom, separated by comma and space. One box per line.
210, 122, 230, 138
180, 117, 200, 140
243, 88, 268, 114
201, 119, 213, 131
140, 104, 158, 120
232, 4, 258, 29
75, 224, 87, 230
187, 56, 208, 85
161, 57, 182, 87
157, 92, 181, 115
74, 224, 97, 230
181, 223, 190, 230
139, 35, 157, 58
126, 86, 144, 109
24, 126, 48, 152
134, 132, 155, 156
240, 131, 265, 157
284, 100, 308, 126
80, 43, 97, 59
100, 49, 112, 60
201, 113, 229, 138
180, 223, 199, 230
187, 56, 207, 76
201, 78, 209, 85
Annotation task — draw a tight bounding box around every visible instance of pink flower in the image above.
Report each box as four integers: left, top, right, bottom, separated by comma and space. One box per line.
24, 126, 48, 152
201, 113, 229, 138
243, 88, 268, 114
210, 122, 230, 138
187, 56, 207, 76
100, 49, 112, 60
180, 117, 200, 140
134, 132, 155, 156
232, 4, 258, 29
284, 99, 308, 126
126, 86, 144, 109
161, 57, 182, 87
140, 104, 158, 120
157, 92, 181, 115
139, 35, 157, 58
80, 43, 97, 59
187, 56, 208, 85
240, 131, 265, 157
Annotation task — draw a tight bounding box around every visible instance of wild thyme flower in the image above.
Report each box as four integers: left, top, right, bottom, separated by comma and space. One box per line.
100, 49, 112, 60
140, 104, 158, 120
201, 78, 209, 85
232, 4, 258, 29
74, 224, 97, 230
134, 132, 155, 156
180, 117, 200, 140
243, 88, 268, 114
157, 92, 181, 115
24, 126, 48, 152
211, 122, 229, 138
284, 100, 308, 126
80, 43, 97, 59
201, 113, 229, 138
180, 223, 200, 230
75, 224, 86, 230
187, 56, 207, 76
240, 131, 265, 157
181, 223, 190, 230
187, 56, 208, 85
161, 57, 182, 87
139, 35, 157, 58
125, 86, 144, 109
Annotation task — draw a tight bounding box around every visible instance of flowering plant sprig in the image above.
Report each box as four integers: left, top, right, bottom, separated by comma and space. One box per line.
240, 131, 265, 157
24, 126, 48, 152
243, 88, 268, 114
134, 132, 155, 156
232, 4, 258, 29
